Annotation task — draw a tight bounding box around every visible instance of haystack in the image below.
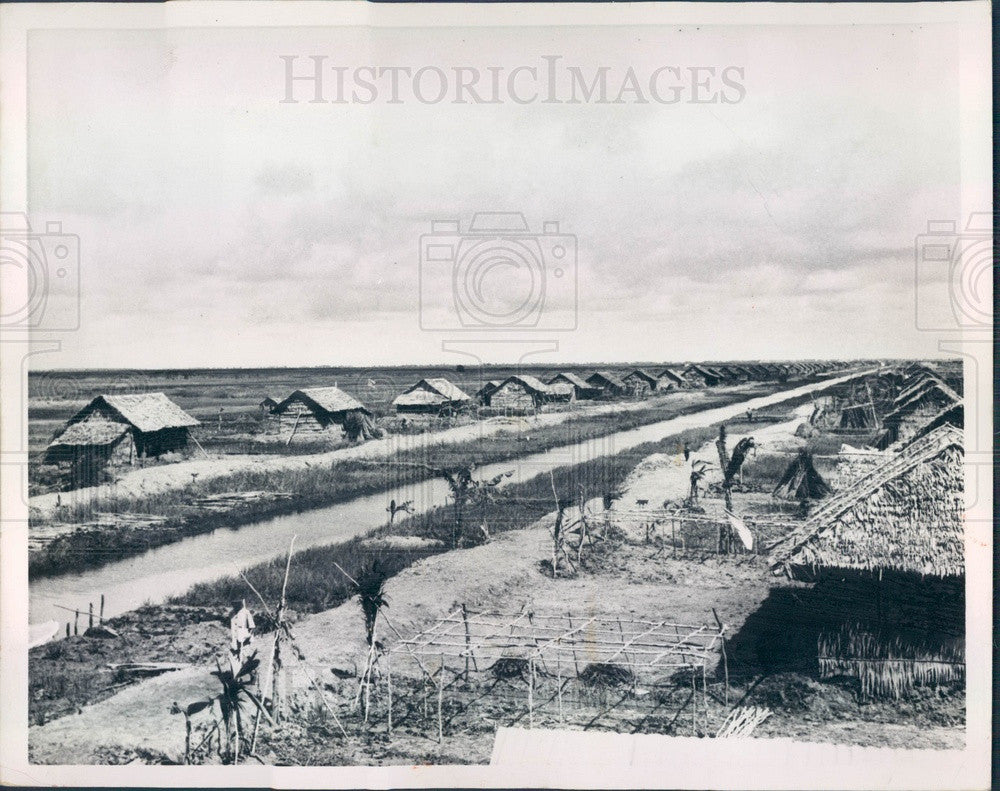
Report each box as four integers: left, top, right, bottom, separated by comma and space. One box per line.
772, 450, 831, 500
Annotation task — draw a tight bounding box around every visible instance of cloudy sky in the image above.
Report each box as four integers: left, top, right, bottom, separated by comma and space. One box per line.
26, 20, 980, 368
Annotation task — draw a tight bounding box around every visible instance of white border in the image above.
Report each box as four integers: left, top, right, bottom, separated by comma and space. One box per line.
0, 2, 991, 788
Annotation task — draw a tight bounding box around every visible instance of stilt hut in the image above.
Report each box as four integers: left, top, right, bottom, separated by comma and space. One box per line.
767, 424, 965, 698
392, 378, 471, 415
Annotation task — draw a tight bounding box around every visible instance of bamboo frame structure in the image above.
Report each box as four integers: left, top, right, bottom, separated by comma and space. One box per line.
384, 609, 727, 741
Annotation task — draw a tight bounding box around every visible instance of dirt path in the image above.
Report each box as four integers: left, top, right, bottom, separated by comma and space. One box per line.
607, 404, 811, 535
29, 516, 773, 764
30, 389, 725, 518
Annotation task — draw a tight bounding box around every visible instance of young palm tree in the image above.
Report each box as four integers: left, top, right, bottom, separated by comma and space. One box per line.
353, 560, 390, 647
351, 560, 391, 722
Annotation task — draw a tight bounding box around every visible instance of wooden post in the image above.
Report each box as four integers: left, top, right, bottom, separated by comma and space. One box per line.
566, 613, 580, 675
99, 594, 105, 623
691, 667, 696, 735
73, 611, 79, 636
528, 658, 535, 729
556, 653, 564, 722
702, 664, 708, 726
437, 654, 444, 744
721, 639, 730, 707
386, 654, 393, 735
461, 604, 473, 682
65, 623, 70, 638
88, 602, 94, 630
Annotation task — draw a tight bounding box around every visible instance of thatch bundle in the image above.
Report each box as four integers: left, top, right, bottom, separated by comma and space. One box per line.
344, 411, 383, 441
772, 450, 831, 501
818, 623, 964, 699
578, 662, 635, 689
490, 656, 531, 681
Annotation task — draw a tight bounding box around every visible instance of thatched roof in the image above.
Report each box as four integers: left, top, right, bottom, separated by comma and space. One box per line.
770, 424, 964, 578
623, 368, 659, 386
548, 372, 591, 389
276, 387, 371, 416
656, 368, 685, 385
393, 378, 471, 407
498, 374, 553, 395
50, 419, 128, 447
67, 392, 199, 434
896, 402, 963, 451
894, 374, 946, 406
683, 364, 723, 381
884, 381, 960, 424
476, 380, 503, 398
586, 371, 626, 390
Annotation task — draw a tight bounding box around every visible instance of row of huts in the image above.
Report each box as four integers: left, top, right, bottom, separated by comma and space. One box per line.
41, 360, 845, 478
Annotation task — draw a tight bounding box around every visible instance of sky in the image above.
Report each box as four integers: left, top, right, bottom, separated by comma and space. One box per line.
24, 21, 978, 369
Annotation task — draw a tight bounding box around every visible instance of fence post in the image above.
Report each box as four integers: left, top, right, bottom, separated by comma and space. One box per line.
386, 654, 393, 736
437, 654, 444, 744
528, 658, 535, 729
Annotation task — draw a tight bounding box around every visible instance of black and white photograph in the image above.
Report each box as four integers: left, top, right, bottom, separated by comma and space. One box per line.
0, 2, 992, 788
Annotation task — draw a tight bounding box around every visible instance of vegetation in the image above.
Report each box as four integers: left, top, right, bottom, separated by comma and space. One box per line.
31, 389, 761, 578
171, 423, 728, 615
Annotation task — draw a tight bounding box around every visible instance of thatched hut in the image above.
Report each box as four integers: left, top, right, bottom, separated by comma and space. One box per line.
765, 424, 965, 697
487, 375, 553, 411
656, 368, 686, 389
271, 386, 375, 442
476, 380, 503, 405
392, 378, 471, 415
45, 393, 200, 481
547, 372, 599, 401
714, 365, 748, 383
897, 401, 963, 450
259, 397, 278, 415
585, 371, 627, 398
877, 380, 960, 448
681, 364, 723, 387
621, 368, 659, 396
